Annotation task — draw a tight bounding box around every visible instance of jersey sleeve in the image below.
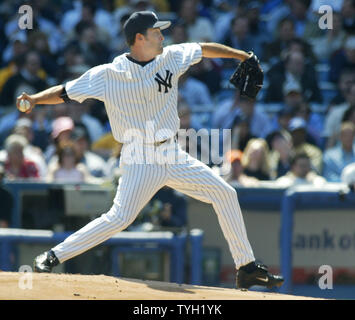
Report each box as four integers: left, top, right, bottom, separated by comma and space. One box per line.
168, 43, 203, 75
65, 65, 107, 103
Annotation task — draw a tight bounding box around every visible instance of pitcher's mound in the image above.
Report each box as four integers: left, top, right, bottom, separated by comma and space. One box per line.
0, 272, 317, 300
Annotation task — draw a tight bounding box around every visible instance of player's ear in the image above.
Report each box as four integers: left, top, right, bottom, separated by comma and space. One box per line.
136, 33, 145, 42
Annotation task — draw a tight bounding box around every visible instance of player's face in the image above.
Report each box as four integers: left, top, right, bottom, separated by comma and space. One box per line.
144, 28, 164, 55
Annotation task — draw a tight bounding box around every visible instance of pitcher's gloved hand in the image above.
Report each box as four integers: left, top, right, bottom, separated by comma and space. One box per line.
229, 52, 263, 100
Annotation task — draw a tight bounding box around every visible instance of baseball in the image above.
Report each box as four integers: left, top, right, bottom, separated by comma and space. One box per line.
18, 99, 31, 112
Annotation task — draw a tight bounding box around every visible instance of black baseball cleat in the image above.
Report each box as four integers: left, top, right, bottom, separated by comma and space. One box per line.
33, 250, 59, 273
236, 261, 284, 289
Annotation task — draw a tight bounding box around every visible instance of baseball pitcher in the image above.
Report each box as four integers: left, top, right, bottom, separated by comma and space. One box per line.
17, 11, 283, 290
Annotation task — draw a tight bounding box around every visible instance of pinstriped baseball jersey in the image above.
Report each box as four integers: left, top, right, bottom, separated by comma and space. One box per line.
66, 43, 202, 143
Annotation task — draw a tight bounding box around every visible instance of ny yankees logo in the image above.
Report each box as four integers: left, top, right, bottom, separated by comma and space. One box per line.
154, 70, 173, 93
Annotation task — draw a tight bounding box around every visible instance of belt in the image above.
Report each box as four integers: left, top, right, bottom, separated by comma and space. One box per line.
153, 136, 176, 147
153, 138, 169, 147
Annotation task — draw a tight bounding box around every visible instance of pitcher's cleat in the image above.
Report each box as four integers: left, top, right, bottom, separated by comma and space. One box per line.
33, 250, 59, 273
237, 261, 284, 289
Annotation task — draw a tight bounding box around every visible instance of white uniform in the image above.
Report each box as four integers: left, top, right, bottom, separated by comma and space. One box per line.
52, 43, 255, 269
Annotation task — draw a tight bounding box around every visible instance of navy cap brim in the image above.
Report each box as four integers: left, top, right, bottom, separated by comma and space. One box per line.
153, 21, 171, 30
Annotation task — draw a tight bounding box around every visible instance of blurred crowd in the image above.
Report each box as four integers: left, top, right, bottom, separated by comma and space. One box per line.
0, 0, 355, 228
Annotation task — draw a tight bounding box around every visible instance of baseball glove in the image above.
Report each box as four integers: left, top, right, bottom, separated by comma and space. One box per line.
229, 52, 263, 99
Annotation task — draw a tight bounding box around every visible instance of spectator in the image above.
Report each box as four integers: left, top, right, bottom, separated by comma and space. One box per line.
3, 134, 39, 180
89, 0, 119, 40
188, 56, 222, 96
341, 0, 355, 34
46, 140, 94, 184
282, 81, 304, 106
229, 114, 256, 152
240, 96, 274, 139
323, 82, 355, 149
178, 100, 202, 132
287, 0, 321, 39
267, 131, 294, 180
293, 102, 324, 147
270, 106, 295, 141
213, 2, 239, 43
262, 0, 292, 36
73, 21, 110, 67
264, 50, 322, 103
173, 17, 222, 95
241, 138, 271, 181
0, 51, 47, 109
288, 117, 323, 173
0, 164, 14, 228
61, 1, 115, 42
29, 106, 53, 152
323, 122, 355, 182
223, 15, 262, 60
223, 149, 260, 187
67, 126, 107, 178
214, 92, 273, 139
0, 97, 53, 150
285, 37, 318, 64
67, 100, 105, 144
329, 68, 355, 107
179, 0, 214, 42
263, 17, 296, 63
245, 1, 268, 45
0, 42, 27, 92
178, 72, 213, 112
44, 116, 75, 163
283, 80, 304, 109
2, 33, 28, 66
33, 0, 62, 25
268, 81, 303, 136
27, 31, 59, 78
164, 22, 188, 46
28, 3, 64, 54
10, 118, 47, 178
56, 44, 86, 83
329, 36, 355, 84
274, 152, 327, 187
178, 72, 214, 128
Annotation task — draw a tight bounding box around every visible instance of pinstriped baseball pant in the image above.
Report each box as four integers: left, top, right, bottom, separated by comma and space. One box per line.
52, 144, 255, 269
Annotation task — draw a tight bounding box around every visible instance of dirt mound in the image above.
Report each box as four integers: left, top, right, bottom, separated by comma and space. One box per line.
0, 272, 318, 300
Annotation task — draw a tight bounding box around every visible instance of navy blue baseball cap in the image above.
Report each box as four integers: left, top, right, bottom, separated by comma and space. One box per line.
123, 11, 171, 43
